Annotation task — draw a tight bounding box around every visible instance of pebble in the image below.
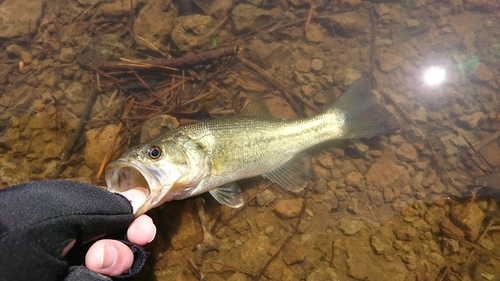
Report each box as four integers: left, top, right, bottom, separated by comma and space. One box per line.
347, 198, 358, 214
377, 52, 404, 73
421, 169, 437, 187
450, 203, 485, 241
295, 59, 311, 73
273, 198, 303, 219
59, 47, 76, 63
370, 234, 392, 254
282, 238, 306, 265
310, 58, 324, 71
256, 189, 275, 207
455, 112, 486, 130
232, 3, 269, 31
393, 225, 417, 241
305, 23, 324, 43
339, 219, 363, 235
395, 143, 419, 162
479, 238, 496, 250
307, 267, 340, 281
345, 171, 363, 187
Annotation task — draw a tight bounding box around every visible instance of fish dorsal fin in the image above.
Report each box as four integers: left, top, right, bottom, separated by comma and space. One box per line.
209, 182, 244, 208
263, 154, 311, 192
240, 97, 273, 117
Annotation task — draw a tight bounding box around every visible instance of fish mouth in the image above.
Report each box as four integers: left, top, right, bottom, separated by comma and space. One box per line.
105, 159, 162, 215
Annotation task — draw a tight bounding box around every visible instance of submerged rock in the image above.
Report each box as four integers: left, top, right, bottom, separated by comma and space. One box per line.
171, 15, 213, 50
133, 0, 176, 51
450, 203, 485, 241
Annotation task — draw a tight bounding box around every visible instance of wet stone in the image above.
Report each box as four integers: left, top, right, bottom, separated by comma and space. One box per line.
256, 189, 275, 207
455, 112, 485, 130
395, 143, 418, 162
430, 181, 446, 194
339, 219, 363, 235
421, 169, 437, 187
450, 203, 485, 241
295, 59, 311, 73
310, 58, 324, 71
317, 153, 334, 168
282, 238, 306, 265
383, 187, 394, 202
394, 225, 417, 241
345, 171, 364, 187
378, 52, 403, 73
305, 23, 324, 43
232, 3, 269, 32
479, 238, 495, 250
273, 198, 302, 219
59, 47, 76, 63
347, 198, 358, 214
307, 267, 340, 281
371, 234, 392, 255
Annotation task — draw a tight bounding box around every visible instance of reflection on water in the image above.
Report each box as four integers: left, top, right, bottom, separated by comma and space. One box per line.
0, 0, 500, 280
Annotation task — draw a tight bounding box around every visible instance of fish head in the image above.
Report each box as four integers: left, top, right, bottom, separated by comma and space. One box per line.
106, 137, 207, 216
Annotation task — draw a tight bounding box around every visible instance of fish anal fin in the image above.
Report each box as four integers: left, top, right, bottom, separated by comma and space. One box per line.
263, 154, 311, 192
209, 182, 244, 208
240, 97, 274, 117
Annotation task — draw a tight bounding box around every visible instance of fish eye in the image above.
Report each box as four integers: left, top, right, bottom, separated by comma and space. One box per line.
148, 145, 162, 159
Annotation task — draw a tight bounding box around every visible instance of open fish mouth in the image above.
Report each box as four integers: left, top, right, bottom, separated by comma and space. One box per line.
105, 159, 162, 215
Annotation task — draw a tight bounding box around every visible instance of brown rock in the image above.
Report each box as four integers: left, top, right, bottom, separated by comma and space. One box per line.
394, 225, 417, 241
305, 23, 324, 43
295, 59, 311, 73
43, 142, 63, 160
378, 52, 404, 73
318, 154, 333, 169
273, 198, 303, 219
133, 0, 176, 51
239, 235, 271, 275
283, 238, 306, 265
345, 171, 364, 187
396, 143, 418, 162
450, 203, 485, 241
366, 160, 410, 189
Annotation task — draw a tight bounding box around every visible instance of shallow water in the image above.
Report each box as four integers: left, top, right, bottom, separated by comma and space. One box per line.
0, 0, 499, 280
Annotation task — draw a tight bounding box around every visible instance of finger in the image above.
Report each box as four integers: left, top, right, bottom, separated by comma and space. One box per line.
85, 240, 133, 277
119, 187, 149, 214
127, 214, 156, 246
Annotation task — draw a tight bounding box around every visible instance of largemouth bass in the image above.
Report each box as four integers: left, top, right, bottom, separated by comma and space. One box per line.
106, 76, 400, 216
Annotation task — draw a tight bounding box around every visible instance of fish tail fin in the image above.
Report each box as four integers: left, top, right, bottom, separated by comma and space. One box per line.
326, 75, 400, 139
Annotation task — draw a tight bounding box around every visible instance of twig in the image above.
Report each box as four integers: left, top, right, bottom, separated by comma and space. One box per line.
368, 4, 376, 83
462, 134, 493, 174
253, 184, 310, 281
52, 89, 100, 179
304, 0, 316, 30
97, 46, 236, 70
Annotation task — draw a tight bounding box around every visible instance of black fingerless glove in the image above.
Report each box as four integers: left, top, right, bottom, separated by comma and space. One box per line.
0, 180, 148, 281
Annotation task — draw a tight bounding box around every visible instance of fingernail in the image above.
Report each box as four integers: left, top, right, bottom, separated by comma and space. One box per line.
99, 244, 118, 269
148, 224, 157, 243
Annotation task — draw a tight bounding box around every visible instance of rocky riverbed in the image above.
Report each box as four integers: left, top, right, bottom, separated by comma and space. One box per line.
1, 0, 500, 280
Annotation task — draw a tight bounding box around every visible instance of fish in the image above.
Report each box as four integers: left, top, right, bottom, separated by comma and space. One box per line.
106, 76, 400, 216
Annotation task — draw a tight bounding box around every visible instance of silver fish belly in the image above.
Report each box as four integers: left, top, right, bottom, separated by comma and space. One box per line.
106, 76, 400, 216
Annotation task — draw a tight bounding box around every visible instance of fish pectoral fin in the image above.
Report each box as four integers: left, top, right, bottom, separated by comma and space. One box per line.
209, 182, 244, 208
263, 154, 311, 192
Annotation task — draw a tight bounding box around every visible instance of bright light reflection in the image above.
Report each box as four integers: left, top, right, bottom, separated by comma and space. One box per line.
423, 66, 446, 86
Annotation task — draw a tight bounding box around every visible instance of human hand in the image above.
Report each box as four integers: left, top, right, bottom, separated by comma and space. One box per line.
0, 180, 155, 281
84, 188, 156, 277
